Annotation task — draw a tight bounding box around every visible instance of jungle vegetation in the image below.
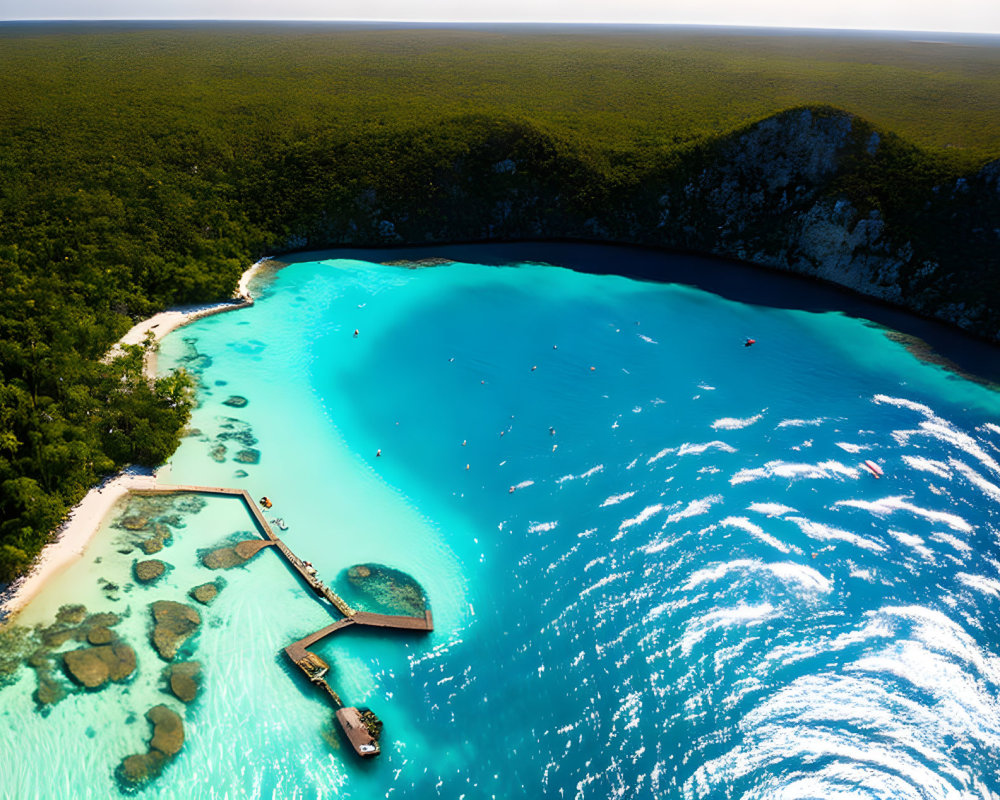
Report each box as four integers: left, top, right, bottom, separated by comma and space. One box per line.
0, 22, 998, 583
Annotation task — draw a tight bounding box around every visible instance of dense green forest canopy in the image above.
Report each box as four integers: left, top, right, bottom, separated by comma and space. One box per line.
1, 22, 998, 586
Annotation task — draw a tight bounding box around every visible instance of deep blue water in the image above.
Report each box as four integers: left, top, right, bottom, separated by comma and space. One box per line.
2, 250, 1000, 799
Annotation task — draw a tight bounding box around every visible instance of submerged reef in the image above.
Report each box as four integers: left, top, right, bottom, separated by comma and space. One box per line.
0, 605, 130, 708
345, 563, 428, 617
63, 642, 136, 689
134, 559, 167, 584
189, 581, 222, 605
0, 625, 36, 688
205, 416, 261, 468
166, 661, 202, 704
199, 534, 268, 570
111, 494, 204, 558
116, 705, 185, 790
150, 601, 201, 661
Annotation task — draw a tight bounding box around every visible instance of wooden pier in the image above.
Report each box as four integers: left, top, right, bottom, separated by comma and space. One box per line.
130, 484, 434, 757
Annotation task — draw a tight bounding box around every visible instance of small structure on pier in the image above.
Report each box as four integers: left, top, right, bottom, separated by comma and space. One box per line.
336, 707, 382, 757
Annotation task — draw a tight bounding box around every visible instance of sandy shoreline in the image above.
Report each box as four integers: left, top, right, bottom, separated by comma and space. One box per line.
0, 257, 271, 621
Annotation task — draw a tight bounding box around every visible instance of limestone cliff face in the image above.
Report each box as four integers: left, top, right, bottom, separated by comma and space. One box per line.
280, 108, 1000, 342
636, 108, 999, 341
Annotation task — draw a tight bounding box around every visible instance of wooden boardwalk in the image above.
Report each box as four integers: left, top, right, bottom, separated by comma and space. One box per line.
129, 483, 434, 755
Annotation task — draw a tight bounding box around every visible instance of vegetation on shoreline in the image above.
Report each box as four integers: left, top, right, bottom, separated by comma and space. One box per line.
1, 23, 998, 584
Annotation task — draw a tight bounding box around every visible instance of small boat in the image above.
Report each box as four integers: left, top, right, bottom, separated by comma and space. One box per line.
863, 460, 884, 479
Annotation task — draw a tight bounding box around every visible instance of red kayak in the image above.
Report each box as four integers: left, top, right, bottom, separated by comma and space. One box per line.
863, 460, 884, 479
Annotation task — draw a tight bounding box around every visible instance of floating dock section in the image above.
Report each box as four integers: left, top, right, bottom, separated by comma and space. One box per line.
131, 484, 433, 757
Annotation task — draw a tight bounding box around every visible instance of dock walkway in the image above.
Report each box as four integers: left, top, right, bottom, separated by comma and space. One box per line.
131, 483, 433, 755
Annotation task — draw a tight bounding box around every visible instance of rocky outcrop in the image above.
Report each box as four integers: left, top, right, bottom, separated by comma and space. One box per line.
116, 705, 185, 789
189, 582, 219, 604
200, 546, 246, 569
167, 661, 202, 703
150, 601, 201, 661
134, 559, 166, 584
63, 643, 136, 688
346, 563, 427, 617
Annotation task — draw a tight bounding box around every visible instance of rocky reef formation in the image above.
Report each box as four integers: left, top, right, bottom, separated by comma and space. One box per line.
273, 108, 1000, 342
189, 581, 221, 604
63, 642, 136, 689
150, 601, 201, 661
0, 605, 129, 707
345, 563, 427, 617
200, 536, 268, 570
134, 559, 166, 584
110, 493, 205, 561
116, 705, 185, 789
166, 661, 202, 703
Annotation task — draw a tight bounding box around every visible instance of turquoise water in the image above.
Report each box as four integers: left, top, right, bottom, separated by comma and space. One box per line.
3, 252, 1000, 799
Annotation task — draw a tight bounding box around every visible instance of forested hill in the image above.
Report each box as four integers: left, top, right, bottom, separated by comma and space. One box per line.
1, 23, 998, 584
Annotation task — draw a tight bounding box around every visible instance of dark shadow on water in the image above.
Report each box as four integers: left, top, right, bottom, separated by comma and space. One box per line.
280, 241, 1000, 387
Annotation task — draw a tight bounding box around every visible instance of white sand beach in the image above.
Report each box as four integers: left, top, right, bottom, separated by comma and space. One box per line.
0, 258, 270, 620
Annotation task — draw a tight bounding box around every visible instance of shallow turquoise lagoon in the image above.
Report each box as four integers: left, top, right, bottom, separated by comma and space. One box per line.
3, 252, 1000, 799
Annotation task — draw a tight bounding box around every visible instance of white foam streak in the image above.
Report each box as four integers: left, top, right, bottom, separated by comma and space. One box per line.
556, 465, 604, 484
666, 496, 722, 524
731, 460, 859, 485
618, 504, 663, 531
678, 440, 737, 456
949, 459, 1000, 502
680, 602, 777, 656
683, 559, 831, 594
747, 502, 797, 517
887, 529, 934, 561
527, 521, 558, 534
873, 393, 936, 417
646, 447, 675, 465
834, 496, 973, 533
957, 573, 1000, 598
600, 491, 635, 507
712, 413, 764, 430
787, 516, 887, 552
834, 441, 865, 453
718, 516, 798, 554
902, 455, 952, 478
776, 417, 825, 428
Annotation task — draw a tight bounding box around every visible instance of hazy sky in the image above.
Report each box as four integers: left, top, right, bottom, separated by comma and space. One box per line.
1, 0, 998, 34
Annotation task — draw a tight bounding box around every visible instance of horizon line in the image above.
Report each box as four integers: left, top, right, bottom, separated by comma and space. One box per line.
1, 19, 999, 36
